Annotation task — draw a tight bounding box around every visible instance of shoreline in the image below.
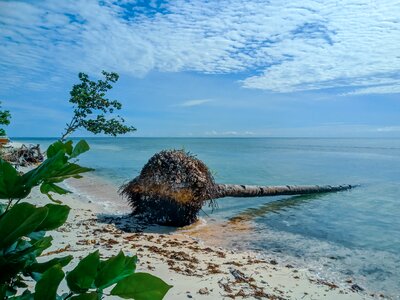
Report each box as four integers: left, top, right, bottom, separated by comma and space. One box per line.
48, 174, 375, 299
4, 140, 385, 299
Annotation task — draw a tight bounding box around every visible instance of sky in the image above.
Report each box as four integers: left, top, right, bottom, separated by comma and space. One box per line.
0, 0, 399, 138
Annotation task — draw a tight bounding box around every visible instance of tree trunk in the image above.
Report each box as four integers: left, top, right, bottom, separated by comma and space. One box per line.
214, 184, 355, 199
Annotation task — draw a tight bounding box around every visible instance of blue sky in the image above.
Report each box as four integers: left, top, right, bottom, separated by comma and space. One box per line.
0, 0, 399, 137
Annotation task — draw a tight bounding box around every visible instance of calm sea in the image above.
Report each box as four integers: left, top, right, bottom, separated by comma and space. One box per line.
15, 137, 400, 298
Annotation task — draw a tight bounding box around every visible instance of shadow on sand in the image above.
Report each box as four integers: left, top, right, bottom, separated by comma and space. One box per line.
96, 213, 180, 234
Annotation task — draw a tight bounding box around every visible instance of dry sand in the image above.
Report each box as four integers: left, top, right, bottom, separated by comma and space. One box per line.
20, 173, 378, 300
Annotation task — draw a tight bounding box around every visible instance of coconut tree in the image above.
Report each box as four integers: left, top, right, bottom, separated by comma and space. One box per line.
121, 150, 355, 227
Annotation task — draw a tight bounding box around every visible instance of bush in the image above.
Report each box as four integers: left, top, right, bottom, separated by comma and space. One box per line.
0, 140, 171, 300
0, 101, 11, 137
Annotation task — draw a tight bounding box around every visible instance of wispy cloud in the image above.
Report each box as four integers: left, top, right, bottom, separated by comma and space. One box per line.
178, 99, 213, 107
344, 82, 400, 96
376, 126, 400, 132
205, 130, 255, 136
0, 0, 399, 94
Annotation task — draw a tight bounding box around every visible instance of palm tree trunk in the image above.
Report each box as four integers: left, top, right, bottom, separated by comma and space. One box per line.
214, 184, 355, 198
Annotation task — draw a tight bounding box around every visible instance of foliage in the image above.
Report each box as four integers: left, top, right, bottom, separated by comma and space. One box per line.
0, 140, 171, 300
0, 101, 11, 136
61, 71, 136, 140
0, 139, 93, 206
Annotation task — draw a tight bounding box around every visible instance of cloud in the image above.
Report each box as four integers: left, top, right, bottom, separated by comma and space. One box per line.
205, 130, 255, 136
376, 126, 400, 132
0, 0, 399, 94
178, 99, 213, 107
344, 82, 400, 95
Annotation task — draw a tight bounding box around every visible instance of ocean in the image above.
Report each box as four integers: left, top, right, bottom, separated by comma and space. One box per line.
15, 137, 400, 298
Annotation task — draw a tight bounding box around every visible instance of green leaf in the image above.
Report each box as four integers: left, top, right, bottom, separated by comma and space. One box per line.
110, 273, 172, 300
0, 159, 29, 199
48, 163, 93, 180
70, 292, 98, 300
0, 236, 53, 283
66, 251, 100, 293
70, 140, 90, 158
34, 265, 64, 300
0, 257, 25, 284
94, 251, 137, 289
46, 140, 73, 158
22, 151, 66, 189
40, 183, 70, 196
26, 255, 73, 274
21, 141, 93, 193
0, 284, 6, 299
64, 140, 74, 155
30, 236, 53, 257
47, 141, 66, 158
5, 236, 53, 264
34, 204, 70, 231
0, 203, 48, 249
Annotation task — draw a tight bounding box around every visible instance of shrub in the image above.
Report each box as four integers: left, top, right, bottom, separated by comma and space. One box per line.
0, 101, 11, 137
0, 140, 171, 300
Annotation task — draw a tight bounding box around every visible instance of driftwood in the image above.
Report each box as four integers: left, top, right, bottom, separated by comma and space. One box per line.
121, 150, 356, 227
215, 184, 353, 198
1, 144, 44, 167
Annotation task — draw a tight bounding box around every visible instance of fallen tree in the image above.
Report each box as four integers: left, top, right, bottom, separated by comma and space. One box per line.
120, 150, 356, 227
1, 144, 44, 166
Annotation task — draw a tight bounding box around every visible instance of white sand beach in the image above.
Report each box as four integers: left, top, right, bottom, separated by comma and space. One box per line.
24, 174, 375, 300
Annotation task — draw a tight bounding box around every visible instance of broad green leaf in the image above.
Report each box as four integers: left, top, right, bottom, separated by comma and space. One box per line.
66, 251, 100, 293
42, 193, 63, 204
22, 142, 93, 192
0, 236, 53, 281
40, 183, 70, 196
48, 163, 93, 180
64, 140, 74, 155
0, 284, 6, 299
0, 236, 52, 285
6, 236, 52, 259
110, 273, 172, 300
34, 204, 70, 231
46, 141, 65, 158
0, 159, 29, 199
46, 140, 73, 157
94, 251, 137, 289
22, 151, 66, 189
70, 292, 98, 300
70, 140, 90, 158
26, 255, 73, 274
39, 183, 70, 203
0, 258, 25, 285
34, 265, 64, 300
0, 203, 48, 249
28, 236, 53, 258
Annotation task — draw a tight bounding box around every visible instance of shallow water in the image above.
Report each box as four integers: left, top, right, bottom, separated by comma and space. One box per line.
16, 137, 400, 297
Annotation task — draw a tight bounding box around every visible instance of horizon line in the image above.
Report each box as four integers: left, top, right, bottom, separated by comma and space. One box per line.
10, 136, 400, 139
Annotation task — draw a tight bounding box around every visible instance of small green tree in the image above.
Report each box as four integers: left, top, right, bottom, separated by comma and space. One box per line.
61, 71, 136, 140
0, 102, 11, 137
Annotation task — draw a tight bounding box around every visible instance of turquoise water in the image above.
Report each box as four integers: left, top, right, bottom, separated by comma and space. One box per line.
16, 137, 400, 297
